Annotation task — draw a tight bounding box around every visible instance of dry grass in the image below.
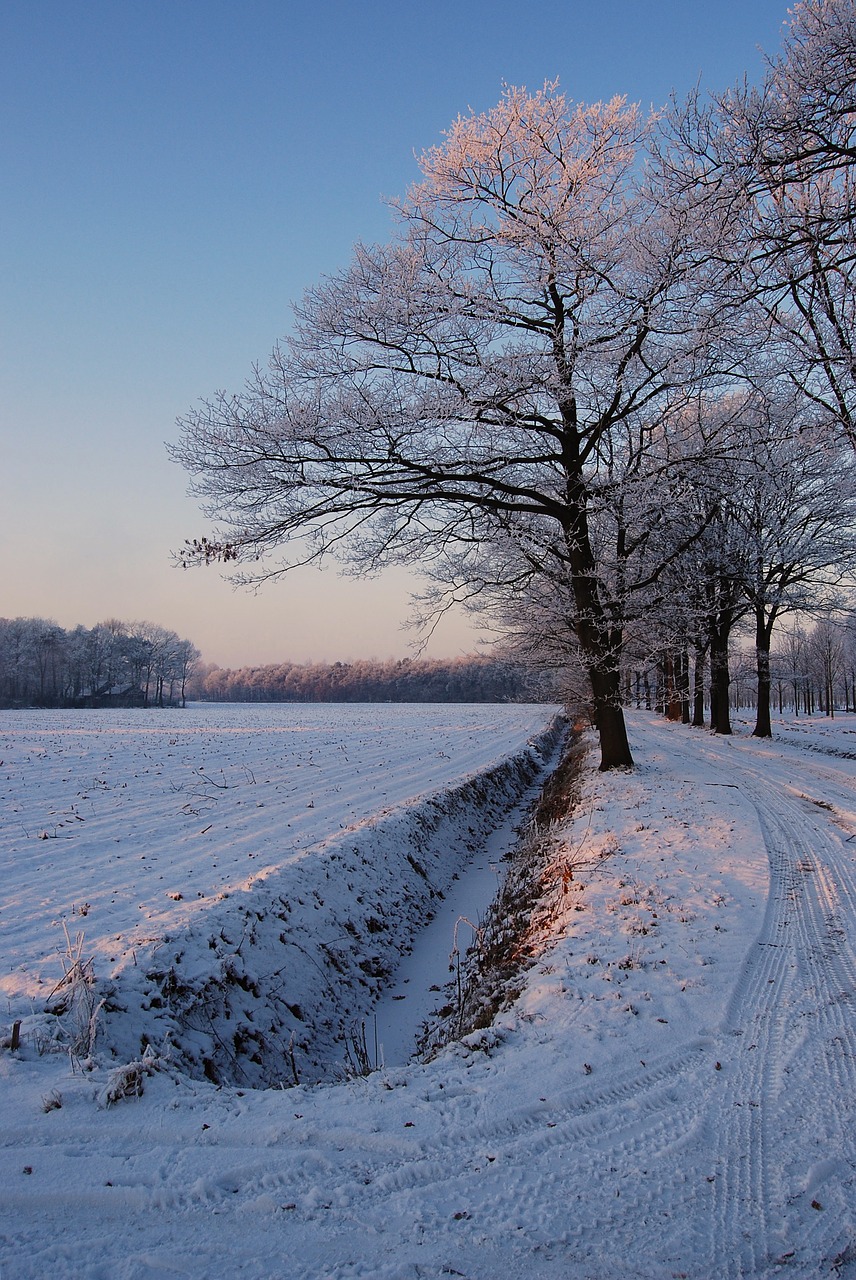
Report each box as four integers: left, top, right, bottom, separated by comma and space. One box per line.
419, 721, 588, 1056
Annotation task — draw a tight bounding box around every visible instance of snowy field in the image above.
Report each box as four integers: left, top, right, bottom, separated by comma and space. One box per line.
0, 703, 561, 1083
2, 706, 856, 1278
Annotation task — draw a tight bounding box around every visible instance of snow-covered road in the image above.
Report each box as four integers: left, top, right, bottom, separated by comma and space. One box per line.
692, 727, 856, 1274
1, 709, 855, 1278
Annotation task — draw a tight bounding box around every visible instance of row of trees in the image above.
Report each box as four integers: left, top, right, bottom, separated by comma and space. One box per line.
191, 655, 560, 704
172, 0, 856, 767
635, 617, 856, 727
749, 619, 856, 719
0, 617, 200, 709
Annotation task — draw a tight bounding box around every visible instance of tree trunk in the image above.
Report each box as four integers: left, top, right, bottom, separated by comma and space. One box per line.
679, 648, 691, 724
565, 511, 634, 770
753, 610, 773, 738
589, 664, 633, 770
663, 653, 682, 721
692, 645, 706, 727
709, 615, 733, 735
653, 659, 664, 714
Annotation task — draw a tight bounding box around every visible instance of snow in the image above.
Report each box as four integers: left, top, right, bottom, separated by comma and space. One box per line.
0, 703, 561, 1085
2, 705, 856, 1278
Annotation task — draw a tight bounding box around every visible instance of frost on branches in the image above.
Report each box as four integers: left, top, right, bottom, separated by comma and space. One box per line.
173, 84, 737, 770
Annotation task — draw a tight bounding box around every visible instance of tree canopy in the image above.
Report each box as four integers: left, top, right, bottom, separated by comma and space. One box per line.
173, 3, 856, 762
0, 617, 199, 709
173, 85, 735, 768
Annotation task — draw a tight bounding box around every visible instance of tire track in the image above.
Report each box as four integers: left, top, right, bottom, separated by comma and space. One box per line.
684, 732, 856, 1275
293, 723, 856, 1277
164, 723, 856, 1277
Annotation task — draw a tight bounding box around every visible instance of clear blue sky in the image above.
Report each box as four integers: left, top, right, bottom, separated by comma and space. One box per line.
1, 0, 789, 667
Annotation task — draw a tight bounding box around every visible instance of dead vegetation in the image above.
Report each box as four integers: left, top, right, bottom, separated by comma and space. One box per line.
419, 722, 589, 1056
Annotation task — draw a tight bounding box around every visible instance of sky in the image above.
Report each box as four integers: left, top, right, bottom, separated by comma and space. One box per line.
1, 0, 790, 668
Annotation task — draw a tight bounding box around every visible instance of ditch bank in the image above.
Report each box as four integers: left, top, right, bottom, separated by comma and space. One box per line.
98, 713, 568, 1087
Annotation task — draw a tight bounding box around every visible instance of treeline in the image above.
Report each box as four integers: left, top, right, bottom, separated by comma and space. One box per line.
0, 617, 200, 709
192, 655, 559, 704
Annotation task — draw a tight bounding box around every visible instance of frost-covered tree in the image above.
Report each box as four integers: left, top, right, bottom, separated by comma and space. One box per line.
666, 0, 856, 443
808, 617, 848, 714
173, 84, 734, 769
688, 491, 750, 737
0, 617, 199, 708
172, 638, 201, 708
727, 394, 856, 735
627, 384, 856, 735
455, 393, 734, 723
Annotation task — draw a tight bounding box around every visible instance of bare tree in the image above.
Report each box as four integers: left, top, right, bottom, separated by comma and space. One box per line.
173, 84, 732, 769
624, 382, 856, 735
809, 617, 848, 715
0, 617, 199, 708
665, 0, 856, 443
727, 394, 856, 735
740, 0, 856, 183
172, 638, 201, 707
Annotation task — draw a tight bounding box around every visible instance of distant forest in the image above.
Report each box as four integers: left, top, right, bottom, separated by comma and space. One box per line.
0, 617, 200, 709
0, 617, 560, 708
193, 656, 560, 704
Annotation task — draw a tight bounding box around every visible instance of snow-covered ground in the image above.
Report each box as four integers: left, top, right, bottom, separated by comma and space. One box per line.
0, 703, 562, 1084
2, 706, 855, 1278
